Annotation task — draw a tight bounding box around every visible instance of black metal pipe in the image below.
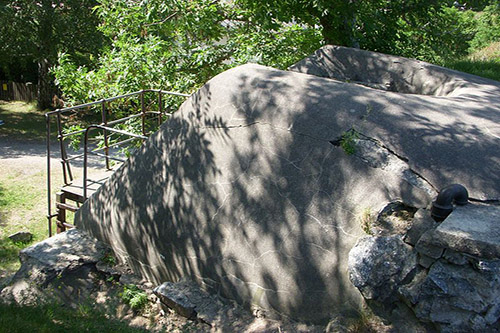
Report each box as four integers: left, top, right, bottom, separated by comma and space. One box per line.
431, 184, 469, 222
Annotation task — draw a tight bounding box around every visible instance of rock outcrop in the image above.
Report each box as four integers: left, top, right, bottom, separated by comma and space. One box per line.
0, 228, 108, 305
75, 46, 500, 323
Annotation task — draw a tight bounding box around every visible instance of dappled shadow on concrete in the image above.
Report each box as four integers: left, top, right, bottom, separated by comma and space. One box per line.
76, 48, 500, 324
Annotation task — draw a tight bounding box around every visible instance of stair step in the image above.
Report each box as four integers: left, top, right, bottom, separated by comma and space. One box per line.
56, 202, 79, 212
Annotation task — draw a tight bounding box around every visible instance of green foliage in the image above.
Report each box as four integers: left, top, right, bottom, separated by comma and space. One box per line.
365, 5, 477, 64
470, 1, 500, 51
120, 285, 148, 312
445, 58, 500, 81
51, 0, 500, 110
0, 0, 106, 108
101, 253, 117, 267
52, 0, 322, 105
62, 124, 84, 151
340, 129, 359, 155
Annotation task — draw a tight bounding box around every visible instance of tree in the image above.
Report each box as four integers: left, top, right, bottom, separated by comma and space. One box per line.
52, 0, 322, 104
0, 0, 105, 109
53, 0, 490, 107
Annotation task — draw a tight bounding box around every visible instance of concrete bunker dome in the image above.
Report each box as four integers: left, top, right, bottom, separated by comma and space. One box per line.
75, 46, 500, 323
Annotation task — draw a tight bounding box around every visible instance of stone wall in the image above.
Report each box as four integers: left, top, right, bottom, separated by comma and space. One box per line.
349, 204, 500, 332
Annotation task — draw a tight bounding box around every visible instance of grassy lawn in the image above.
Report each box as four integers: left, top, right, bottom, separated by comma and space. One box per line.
0, 302, 147, 333
0, 101, 64, 283
0, 168, 61, 277
0, 101, 47, 141
444, 42, 500, 81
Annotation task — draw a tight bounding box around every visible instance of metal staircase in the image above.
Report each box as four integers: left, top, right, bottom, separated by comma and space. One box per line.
45, 89, 190, 236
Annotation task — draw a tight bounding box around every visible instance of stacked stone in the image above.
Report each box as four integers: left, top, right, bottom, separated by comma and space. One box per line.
349, 204, 500, 332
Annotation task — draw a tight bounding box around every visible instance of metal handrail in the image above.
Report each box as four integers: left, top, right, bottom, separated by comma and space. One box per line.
46, 89, 190, 236
82, 125, 147, 199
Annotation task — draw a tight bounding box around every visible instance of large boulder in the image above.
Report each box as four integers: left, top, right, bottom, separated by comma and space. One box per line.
348, 236, 417, 303
75, 46, 500, 323
0, 229, 108, 305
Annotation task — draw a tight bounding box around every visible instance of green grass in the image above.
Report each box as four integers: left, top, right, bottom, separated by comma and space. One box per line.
0, 170, 56, 278
445, 58, 500, 81
444, 41, 500, 81
0, 101, 48, 141
0, 302, 147, 333
0, 101, 63, 281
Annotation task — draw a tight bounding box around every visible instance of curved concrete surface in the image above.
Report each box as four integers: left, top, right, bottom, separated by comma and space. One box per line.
75, 46, 500, 323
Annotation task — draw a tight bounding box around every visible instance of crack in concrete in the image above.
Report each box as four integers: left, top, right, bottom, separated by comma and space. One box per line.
194, 121, 437, 201
330, 129, 437, 196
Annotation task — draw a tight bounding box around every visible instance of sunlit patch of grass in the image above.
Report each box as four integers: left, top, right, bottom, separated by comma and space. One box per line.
444, 42, 500, 81
445, 58, 500, 81
469, 41, 500, 61
0, 302, 148, 333
0, 168, 66, 279
0, 101, 48, 141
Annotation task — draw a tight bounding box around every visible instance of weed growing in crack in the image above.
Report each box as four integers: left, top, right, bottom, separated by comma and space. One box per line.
101, 252, 117, 266
360, 207, 374, 235
340, 129, 359, 155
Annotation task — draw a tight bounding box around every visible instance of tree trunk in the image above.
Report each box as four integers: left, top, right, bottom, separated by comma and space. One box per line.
319, 2, 359, 48
36, 0, 56, 110
37, 58, 55, 110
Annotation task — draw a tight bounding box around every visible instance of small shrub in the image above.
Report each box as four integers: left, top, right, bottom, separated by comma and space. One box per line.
120, 284, 148, 312
101, 253, 117, 267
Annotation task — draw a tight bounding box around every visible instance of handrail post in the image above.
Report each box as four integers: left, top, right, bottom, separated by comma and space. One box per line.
158, 90, 163, 126
83, 127, 90, 200
101, 100, 110, 170
46, 114, 52, 237
140, 90, 146, 136
56, 112, 70, 185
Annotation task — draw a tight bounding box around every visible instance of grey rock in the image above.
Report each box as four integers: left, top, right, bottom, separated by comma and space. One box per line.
75, 45, 500, 322
8, 231, 32, 243
154, 279, 322, 331
119, 273, 142, 286
471, 314, 488, 331
1, 229, 108, 305
18, 228, 106, 271
418, 253, 437, 268
432, 204, 500, 259
154, 282, 197, 319
442, 249, 469, 266
415, 230, 444, 259
405, 260, 500, 331
398, 269, 428, 306
404, 209, 438, 246
485, 303, 500, 325
348, 236, 417, 302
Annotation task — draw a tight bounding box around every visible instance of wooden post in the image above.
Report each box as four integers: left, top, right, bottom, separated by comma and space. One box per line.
56, 192, 66, 233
